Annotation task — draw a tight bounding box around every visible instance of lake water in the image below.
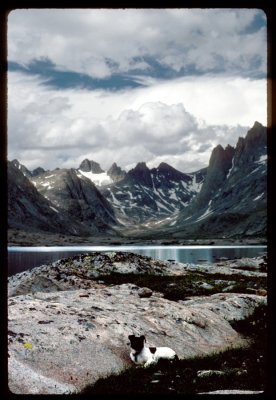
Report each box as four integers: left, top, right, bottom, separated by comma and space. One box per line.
8, 246, 267, 276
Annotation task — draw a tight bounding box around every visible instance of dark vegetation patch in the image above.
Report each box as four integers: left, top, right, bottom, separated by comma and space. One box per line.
94, 272, 267, 302
80, 304, 267, 395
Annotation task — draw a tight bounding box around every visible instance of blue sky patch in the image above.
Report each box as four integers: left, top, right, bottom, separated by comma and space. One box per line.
9, 48, 266, 92
8, 59, 145, 91
242, 10, 266, 34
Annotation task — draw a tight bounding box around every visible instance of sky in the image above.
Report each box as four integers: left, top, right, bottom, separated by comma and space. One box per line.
8, 8, 267, 173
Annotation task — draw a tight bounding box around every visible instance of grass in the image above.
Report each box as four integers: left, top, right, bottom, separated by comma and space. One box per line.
94, 272, 267, 302
80, 304, 267, 396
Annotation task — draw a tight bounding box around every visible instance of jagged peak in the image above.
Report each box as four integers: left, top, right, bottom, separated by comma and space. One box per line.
213, 144, 224, 152
158, 162, 175, 171
210, 144, 225, 160
107, 162, 124, 173
236, 136, 245, 146
126, 161, 152, 186
11, 159, 20, 166
253, 121, 263, 128
245, 121, 266, 142
107, 162, 126, 182
32, 166, 46, 177
133, 161, 149, 171
109, 162, 118, 169
10, 159, 32, 177
79, 159, 104, 174
208, 143, 235, 172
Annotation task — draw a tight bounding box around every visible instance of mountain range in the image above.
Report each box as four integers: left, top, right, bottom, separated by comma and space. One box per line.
8, 121, 267, 242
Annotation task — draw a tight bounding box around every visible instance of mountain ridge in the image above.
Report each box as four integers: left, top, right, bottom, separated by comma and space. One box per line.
153, 121, 267, 239
8, 121, 267, 242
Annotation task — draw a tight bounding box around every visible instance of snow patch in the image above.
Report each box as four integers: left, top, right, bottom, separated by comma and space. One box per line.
169, 191, 178, 201
253, 193, 264, 201
78, 170, 112, 186
109, 191, 121, 206
255, 154, 267, 164
116, 218, 126, 225
41, 182, 53, 190
50, 206, 59, 213
226, 158, 234, 179
156, 201, 171, 212
196, 201, 214, 222
249, 166, 261, 176
188, 175, 203, 193
151, 173, 160, 196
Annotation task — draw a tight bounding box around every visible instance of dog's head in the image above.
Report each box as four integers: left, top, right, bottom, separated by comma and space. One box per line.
128, 335, 146, 351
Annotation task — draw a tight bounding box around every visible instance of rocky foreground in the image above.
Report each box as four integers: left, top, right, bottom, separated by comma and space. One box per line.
8, 252, 267, 394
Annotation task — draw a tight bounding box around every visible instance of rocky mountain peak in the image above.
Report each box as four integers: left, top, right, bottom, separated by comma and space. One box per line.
209, 144, 234, 172
79, 159, 104, 174
245, 121, 266, 145
234, 122, 266, 167
109, 162, 118, 170
134, 162, 149, 171
11, 159, 20, 168
173, 121, 267, 238
209, 144, 224, 164
11, 159, 33, 178
32, 167, 46, 177
8, 162, 73, 234
189, 143, 234, 209
107, 162, 126, 183
158, 162, 175, 172
252, 120, 263, 129
127, 162, 152, 187
225, 144, 235, 153
155, 162, 190, 183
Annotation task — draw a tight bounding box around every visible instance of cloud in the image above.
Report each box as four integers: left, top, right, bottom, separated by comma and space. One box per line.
128, 75, 267, 127
8, 70, 264, 173
8, 8, 266, 79
7, 9, 267, 175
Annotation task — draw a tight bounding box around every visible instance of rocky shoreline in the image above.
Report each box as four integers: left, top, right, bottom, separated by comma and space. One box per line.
8, 228, 266, 247
8, 252, 267, 394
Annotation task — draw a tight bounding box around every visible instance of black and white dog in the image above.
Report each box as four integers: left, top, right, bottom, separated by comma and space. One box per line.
128, 335, 178, 367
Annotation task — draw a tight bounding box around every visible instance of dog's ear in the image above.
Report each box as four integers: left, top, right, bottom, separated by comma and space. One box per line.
128, 335, 134, 340
141, 335, 146, 342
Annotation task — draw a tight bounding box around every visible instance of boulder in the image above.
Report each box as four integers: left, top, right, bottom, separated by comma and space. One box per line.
8, 252, 267, 298
138, 287, 153, 298
8, 285, 266, 394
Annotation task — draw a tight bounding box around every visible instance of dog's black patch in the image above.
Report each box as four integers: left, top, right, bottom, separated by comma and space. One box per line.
128, 335, 145, 352
149, 347, 157, 354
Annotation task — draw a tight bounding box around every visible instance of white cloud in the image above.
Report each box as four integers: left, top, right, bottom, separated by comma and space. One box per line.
8, 8, 266, 78
128, 75, 267, 127
8, 70, 266, 173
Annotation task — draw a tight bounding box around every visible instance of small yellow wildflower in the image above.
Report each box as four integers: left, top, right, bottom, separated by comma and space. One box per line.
23, 342, 33, 349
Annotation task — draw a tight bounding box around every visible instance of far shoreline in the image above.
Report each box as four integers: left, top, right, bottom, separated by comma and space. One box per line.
7, 229, 267, 247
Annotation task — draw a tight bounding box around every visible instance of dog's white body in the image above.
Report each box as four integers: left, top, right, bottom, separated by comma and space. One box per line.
128, 335, 177, 367
130, 346, 176, 367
